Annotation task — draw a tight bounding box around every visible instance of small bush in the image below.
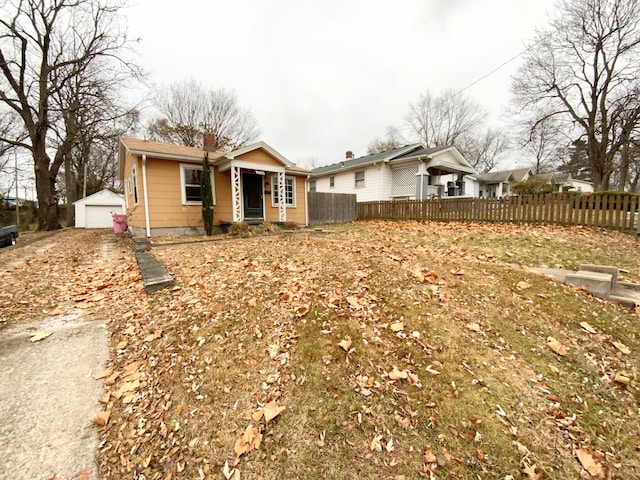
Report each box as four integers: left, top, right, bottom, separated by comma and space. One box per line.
228, 222, 252, 237
511, 180, 553, 195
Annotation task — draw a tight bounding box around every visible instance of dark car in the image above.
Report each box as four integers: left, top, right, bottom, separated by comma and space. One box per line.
0, 224, 18, 247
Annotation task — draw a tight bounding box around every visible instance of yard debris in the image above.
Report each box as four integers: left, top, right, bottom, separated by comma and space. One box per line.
10, 226, 636, 479
546, 337, 568, 356
29, 331, 52, 342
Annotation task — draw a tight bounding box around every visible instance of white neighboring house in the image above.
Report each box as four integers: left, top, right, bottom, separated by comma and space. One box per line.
467, 167, 533, 198
73, 189, 125, 228
310, 144, 476, 201
531, 172, 595, 193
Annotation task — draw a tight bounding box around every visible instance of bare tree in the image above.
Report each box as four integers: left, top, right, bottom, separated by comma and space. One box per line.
406, 89, 488, 148
512, 0, 640, 191
517, 114, 564, 174
0, 0, 139, 230
367, 126, 404, 154
460, 128, 509, 173
147, 79, 260, 151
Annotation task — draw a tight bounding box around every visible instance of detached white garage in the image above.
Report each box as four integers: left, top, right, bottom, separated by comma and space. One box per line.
73, 189, 125, 229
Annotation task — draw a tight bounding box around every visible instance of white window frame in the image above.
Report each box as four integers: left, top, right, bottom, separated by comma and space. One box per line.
309, 180, 316, 192
355, 170, 365, 189
329, 176, 335, 188
180, 163, 216, 206
131, 166, 139, 205
271, 174, 296, 207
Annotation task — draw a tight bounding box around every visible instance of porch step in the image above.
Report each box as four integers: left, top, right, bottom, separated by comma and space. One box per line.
134, 249, 175, 293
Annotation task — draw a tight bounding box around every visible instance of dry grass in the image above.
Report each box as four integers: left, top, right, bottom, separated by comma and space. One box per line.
97, 221, 640, 479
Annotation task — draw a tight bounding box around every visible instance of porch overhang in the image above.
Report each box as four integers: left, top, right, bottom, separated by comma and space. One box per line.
424, 158, 475, 175
216, 158, 286, 174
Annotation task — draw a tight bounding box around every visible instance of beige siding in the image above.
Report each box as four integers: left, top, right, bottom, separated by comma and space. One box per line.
125, 147, 307, 230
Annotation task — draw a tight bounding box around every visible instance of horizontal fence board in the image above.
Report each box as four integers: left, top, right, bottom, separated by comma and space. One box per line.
357, 193, 640, 234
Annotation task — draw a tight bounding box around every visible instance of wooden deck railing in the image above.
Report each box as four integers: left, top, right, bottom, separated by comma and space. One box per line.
357, 193, 640, 234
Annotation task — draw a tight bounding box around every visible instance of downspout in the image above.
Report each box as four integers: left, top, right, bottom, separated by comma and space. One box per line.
141, 154, 151, 238
305, 175, 310, 226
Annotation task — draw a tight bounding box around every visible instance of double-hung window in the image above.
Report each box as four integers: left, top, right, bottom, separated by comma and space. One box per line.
355, 170, 365, 188
272, 175, 296, 207
180, 164, 215, 205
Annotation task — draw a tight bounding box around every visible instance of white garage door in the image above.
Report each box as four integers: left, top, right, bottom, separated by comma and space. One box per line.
85, 205, 123, 228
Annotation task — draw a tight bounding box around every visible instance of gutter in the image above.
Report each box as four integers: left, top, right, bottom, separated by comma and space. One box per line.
141, 154, 151, 238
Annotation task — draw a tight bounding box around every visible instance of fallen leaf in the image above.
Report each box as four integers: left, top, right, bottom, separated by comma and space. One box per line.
613, 371, 631, 385
407, 371, 420, 385
296, 304, 310, 317
76, 468, 91, 480
92, 368, 113, 380
222, 461, 235, 480
90, 409, 111, 426
547, 337, 567, 356
516, 281, 531, 290
234, 424, 261, 457
251, 409, 264, 422
451, 268, 464, 275
388, 366, 408, 380
143, 330, 162, 342
576, 448, 604, 478
426, 365, 441, 375
579, 321, 596, 334
612, 341, 631, 355
338, 337, 352, 351
30, 331, 52, 342
390, 322, 404, 332
466, 323, 481, 332
521, 464, 544, 479
263, 400, 285, 424
370, 434, 384, 451
424, 447, 437, 463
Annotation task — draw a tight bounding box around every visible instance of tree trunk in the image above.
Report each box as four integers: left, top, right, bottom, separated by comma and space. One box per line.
65, 154, 76, 226
33, 143, 61, 231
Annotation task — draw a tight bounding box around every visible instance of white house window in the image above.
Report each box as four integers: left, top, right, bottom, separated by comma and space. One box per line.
309, 180, 316, 192
180, 164, 215, 205
272, 175, 296, 207
131, 166, 138, 205
329, 176, 335, 188
355, 170, 365, 188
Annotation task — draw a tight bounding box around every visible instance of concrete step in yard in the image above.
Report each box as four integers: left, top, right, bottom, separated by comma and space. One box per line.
531, 264, 639, 310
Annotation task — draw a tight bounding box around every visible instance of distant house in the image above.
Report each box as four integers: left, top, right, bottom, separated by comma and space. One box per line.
73, 189, 125, 228
467, 167, 533, 198
310, 144, 476, 201
118, 136, 309, 237
530, 172, 594, 193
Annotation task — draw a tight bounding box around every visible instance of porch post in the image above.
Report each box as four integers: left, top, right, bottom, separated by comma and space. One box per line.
231, 166, 242, 222
278, 171, 286, 222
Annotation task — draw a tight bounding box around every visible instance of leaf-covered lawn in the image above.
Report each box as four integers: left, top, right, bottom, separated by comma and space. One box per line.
3, 223, 639, 479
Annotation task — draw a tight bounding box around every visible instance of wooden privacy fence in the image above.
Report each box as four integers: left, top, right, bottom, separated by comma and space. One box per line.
358, 193, 640, 234
308, 191, 357, 225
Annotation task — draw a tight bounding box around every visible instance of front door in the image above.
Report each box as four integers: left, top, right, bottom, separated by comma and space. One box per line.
242, 172, 264, 219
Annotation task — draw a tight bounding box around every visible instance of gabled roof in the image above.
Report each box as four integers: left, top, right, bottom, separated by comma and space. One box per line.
224, 141, 294, 167
472, 167, 532, 184
392, 145, 475, 174
73, 188, 124, 206
311, 144, 424, 176
118, 137, 308, 178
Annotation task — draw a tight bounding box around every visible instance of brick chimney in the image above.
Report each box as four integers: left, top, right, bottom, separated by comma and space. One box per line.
346, 150, 354, 159
203, 133, 217, 152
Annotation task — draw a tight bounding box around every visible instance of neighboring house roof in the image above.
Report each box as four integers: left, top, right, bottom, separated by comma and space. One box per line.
392, 145, 475, 174
311, 144, 423, 176
471, 167, 532, 184
73, 189, 124, 206
311, 143, 475, 176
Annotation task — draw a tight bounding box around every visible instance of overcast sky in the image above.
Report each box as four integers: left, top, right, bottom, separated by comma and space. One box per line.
127, 0, 558, 168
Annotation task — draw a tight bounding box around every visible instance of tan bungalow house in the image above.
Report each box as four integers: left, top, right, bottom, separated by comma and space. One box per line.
118, 136, 310, 237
